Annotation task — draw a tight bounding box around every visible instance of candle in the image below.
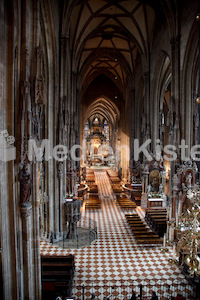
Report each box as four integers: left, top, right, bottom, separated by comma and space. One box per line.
194, 215, 197, 232
173, 244, 176, 259
163, 234, 166, 248
169, 227, 171, 241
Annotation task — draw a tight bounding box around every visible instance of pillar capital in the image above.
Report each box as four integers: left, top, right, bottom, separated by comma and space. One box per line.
20, 203, 32, 218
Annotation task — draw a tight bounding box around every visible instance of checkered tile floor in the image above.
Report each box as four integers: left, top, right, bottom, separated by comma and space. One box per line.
40, 172, 195, 299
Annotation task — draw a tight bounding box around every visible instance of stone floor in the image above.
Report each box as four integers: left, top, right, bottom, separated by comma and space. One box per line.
40, 172, 196, 299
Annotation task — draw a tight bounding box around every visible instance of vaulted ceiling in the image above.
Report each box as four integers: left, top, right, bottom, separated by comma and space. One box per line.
66, 0, 158, 90
84, 97, 120, 126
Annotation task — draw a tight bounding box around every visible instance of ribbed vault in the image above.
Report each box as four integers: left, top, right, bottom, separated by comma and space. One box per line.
83, 97, 120, 127
63, 0, 159, 89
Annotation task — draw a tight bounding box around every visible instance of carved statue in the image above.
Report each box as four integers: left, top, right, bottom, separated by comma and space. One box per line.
32, 116, 39, 137
147, 184, 152, 193
152, 177, 159, 192
35, 75, 46, 105
19, 163, 31, 204
159, 184, 164, 194
186, 173, 192, 188
173, 173, 179, 187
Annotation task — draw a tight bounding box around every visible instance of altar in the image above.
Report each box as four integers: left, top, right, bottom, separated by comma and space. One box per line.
148, 197, 165, 208
140, 157, 167, 209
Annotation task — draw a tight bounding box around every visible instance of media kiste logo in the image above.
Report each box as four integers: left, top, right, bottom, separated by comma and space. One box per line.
0, 130, 16, 162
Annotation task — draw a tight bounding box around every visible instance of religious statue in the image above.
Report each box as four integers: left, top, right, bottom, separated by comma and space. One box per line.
159, 184, 164, 194
19, 163, 31, 204
32, 116, 39, 138
173, 173, 179, 188
147, 184, 152, 193
186, 173, 192, 188
152, 177, 159, 192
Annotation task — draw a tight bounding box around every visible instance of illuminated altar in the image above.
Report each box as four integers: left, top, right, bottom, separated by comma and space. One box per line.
84, 115, 115, 167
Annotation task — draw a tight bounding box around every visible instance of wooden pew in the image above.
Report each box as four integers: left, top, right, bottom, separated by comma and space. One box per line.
85, 194, 101, 209
107, 170, 121, 184
116, 194, 136, 209
145, 209, 167, 237
88, 184, 98, 194
125, 214, 163, 245
112, 184, 123, 194
110, 177, 121, 183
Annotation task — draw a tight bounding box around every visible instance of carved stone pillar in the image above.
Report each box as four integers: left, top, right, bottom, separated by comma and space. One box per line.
141, 171, 149, 208
170, 35, 180, 148
19, 162, 34, 299
60, 35, 68, 97
129, 89, 135, 172
144, 71, 151, 144
32, 162, 41, 300
39, 162, 44, 236
57, 161, 63, 235
21, 80, 32, 162
43, 193, 49, 236
64, 200, 82, 239
20, 203, 33, 300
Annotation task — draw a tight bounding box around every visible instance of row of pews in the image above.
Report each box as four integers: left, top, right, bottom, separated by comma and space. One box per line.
107, 169, 121, 184
130, 184, 142, 206
83, 169, 101, 210
116, 194, 137, 210
123, 183, 142, 206
108, 171, 137, 210
85, 172, 101, 209
145, 209, 167, 237
112, 184, 123, 194
126, 214, 163, 245
84, 168, 95, 184
41, 255, 75, 299
85, 193, 101, 210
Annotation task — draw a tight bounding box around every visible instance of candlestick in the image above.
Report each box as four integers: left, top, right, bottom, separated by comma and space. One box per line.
163, 234, 166, 248
173, 244, 176, 259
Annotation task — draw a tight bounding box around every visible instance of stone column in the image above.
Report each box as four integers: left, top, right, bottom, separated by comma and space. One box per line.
64, 200, 82, 239
170, 35, 181, 149
142, 171, 149, 194
129, 89, 135, 173
32, 162, 41, 300
20, 203, 33, 300
39, 163, 44, 236
141, 171, 149, 208
43, 193, 49, 237
166, 206, 170, 240
144, 71, 151, 146
57, 161, 63, 236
